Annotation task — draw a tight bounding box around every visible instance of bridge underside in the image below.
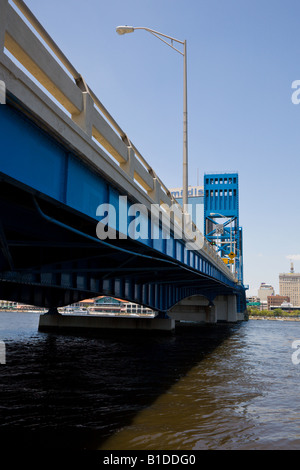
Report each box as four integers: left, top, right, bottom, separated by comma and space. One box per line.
0, 176, 245, 317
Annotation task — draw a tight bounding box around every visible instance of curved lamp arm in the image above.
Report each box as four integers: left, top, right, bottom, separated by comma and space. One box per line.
116, 25, 188, 209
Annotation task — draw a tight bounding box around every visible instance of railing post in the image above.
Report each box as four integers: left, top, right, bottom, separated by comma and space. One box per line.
0, 0, 8, 53
147, 178, 161, 205
120, 147, 134, 179
72, 91, 93, 136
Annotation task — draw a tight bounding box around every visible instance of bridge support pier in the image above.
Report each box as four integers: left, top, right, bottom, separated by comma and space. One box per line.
168, 294, 241, 323
205, 303, 217, 324
168, 295, 217, 324
38, 313, 175, 334
213, 295, 239, 322
45, 307, 60, 315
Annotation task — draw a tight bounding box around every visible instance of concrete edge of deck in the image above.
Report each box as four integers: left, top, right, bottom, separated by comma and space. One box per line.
38, 313, 176, 334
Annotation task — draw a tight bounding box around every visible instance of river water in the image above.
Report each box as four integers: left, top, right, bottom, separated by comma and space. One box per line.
0, 311, 300, 450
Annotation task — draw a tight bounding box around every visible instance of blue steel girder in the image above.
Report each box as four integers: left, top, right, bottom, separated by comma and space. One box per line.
0, 179, 243, 313
0, 95, 246, 314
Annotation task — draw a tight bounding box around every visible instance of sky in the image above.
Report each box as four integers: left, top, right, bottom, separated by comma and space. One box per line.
13, 0, 300, 296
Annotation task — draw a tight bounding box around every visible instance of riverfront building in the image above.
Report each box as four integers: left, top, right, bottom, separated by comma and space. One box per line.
267, 295, 290, 310
279, 263, 300, 307
65, 296, 155, 315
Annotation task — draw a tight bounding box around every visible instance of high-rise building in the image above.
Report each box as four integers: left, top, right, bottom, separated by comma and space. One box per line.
258, 282, 275, 302
279, 262, 300, 307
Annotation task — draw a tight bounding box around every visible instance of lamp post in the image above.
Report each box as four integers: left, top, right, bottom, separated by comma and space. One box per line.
116, 25, 188, 209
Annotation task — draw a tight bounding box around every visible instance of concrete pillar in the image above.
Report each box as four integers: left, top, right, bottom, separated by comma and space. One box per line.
213, 294, 238, 322
46, 307, 60, 315
72, 92, 94, 136
213, 295, 227, 321
168, 295, 239, 324
167, 295, 214, 323
205, 304, 217, 324
0, 0, 8, 53
227, 295, 237, 322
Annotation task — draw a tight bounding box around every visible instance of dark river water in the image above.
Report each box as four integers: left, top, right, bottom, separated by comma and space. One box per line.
1, 311, 300, 450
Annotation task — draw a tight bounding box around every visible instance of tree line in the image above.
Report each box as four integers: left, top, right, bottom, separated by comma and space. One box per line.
247, 307, 300, 318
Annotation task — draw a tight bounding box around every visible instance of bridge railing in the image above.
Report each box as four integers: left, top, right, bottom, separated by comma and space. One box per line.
0, 0, 236, 281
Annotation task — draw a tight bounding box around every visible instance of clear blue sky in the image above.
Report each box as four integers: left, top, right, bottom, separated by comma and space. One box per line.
20, 0, 300, 296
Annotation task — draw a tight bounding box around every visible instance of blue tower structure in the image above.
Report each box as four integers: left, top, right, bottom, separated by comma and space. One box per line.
204, 173, 243, 284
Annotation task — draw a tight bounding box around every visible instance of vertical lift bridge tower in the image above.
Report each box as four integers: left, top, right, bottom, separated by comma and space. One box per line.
204, 173, 243, 284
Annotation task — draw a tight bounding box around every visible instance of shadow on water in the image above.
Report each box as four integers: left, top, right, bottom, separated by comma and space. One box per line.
0, 319, 244, 450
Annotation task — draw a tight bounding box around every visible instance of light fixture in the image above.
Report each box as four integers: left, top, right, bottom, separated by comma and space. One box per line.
116, 26, 135, 35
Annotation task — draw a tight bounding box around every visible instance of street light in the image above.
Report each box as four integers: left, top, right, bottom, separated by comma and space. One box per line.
116, 25, 189, 209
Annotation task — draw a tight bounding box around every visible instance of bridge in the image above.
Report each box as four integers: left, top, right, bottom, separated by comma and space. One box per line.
0, 0, 247, 332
